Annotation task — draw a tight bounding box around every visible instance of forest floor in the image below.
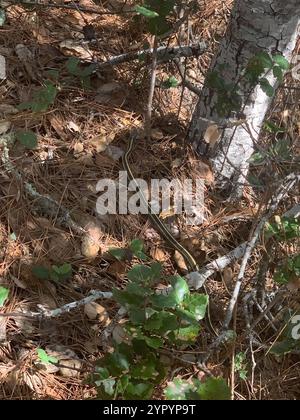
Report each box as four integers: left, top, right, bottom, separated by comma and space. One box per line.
0, 0, 299, 400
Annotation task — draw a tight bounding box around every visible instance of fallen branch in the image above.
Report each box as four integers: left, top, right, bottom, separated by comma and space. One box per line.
94, 42, 206, 70
224, 173, 299, 329
187, 198, 300, 291
0, 290, 113, 319
200, 173, 299, 362
0, 135, 85, 235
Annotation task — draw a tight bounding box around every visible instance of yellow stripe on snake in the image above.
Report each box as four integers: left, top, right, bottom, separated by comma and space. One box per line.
122, 134, 217, 337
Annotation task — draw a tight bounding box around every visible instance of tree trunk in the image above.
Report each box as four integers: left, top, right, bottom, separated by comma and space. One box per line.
188, 0, 300, 196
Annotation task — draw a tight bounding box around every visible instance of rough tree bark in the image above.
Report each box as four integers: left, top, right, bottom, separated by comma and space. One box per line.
188, 0, 300, 196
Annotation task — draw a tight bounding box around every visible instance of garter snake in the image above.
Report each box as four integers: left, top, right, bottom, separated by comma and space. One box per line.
122, 133, 217, 337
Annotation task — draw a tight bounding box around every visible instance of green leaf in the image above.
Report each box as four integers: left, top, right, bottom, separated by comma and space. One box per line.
182, 293, 208, 321
174, 324, 200, 343
264, 120, 285, 134
273, 65, 283, 82
130, 239, 148, 260
270, 338, 297, 355
126, 282, 151, 297
146, 0, 175, 17
102, 378, 116, 396
144, 311, 178, 332
170, 275, 189, 304
147, 15, 171, 36
95, 367, 110, 380
162, 76, 179, 89
128, 306, 146, 325
197, 377, 231, 400
248, 151, 265, 165
127, 262, 162, 284
256, 51, 273, 69
144, 336, 163, 349
0, 9, 6, 26
113, 288, 142, 307
134, 5, 159, 18
109, 248, 128, 261
32, 265, 50, 280
259, 78, 274, 97
131, 359, 157, 380
37, 349, 58, 365
125, 381, 153, 399
165, 378, 195, 400
150, 292, 177, 308
272, 54, 289, 70
16, 130, 38, 149
0, 286, 9, 307
52, 263, 72, 278
66, 57, 81, 76
106, 350, 130, 375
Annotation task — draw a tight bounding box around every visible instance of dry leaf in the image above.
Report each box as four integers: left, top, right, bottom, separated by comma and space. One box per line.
81, 235, 100, 259
222, 267, 233, 288
10, 274, 28, 290
151, 128, 164, 140
0, 121, 11, 135
67, 121, 80, 132
172, 158, 182, 168
0, 104, 18, 116
174, 250, 188, 272
107, 260, 127, 276
84, 302, 110, 324
105, 145, 124, 161
22, 371, 44, 394
95, 82, 128, 106
59, 39, 93, 60
73, 142, 84, 156
196, 160, 214, 185
59, 359, 82, 378
150, 247, 167, 262
112, 324, 131, 344
204, 124, 220, 148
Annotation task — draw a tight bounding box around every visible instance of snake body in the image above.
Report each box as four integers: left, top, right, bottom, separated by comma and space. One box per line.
122, 134, 217, 336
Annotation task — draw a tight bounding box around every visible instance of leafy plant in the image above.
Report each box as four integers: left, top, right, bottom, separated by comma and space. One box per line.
265, 216, 300, 242
37, 348, 58, 364
16, 130, 38, 149
65, 57, 96, 89
109, 239, 148, 261
18, 81, 57, 112
32, 263, 72, 282
165, 377, 231, 400
162, 75, 179, 89
135, 1, 177, 36
234, 352, 248, 380
207, 52, 289, 117
90, 240, 221, 399
274, 254, 300, 285
0, 286, 9, 307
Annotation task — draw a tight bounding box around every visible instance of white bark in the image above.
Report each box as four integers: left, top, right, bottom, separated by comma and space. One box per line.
189, 0, 300, 191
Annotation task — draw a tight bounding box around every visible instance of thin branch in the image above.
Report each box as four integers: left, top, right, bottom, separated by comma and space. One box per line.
145, 36, 158, 142
93, 42, 206, 70
0, 290, 113, 319
0, 136, 85, 235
